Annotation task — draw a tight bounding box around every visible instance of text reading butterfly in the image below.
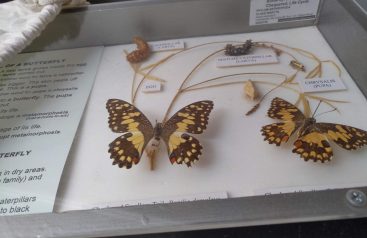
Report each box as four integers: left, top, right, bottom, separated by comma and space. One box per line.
106, 99, 214, 169
261, 97, 367, 162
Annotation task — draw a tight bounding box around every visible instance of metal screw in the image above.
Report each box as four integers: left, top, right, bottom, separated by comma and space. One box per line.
346, 189, 367, 207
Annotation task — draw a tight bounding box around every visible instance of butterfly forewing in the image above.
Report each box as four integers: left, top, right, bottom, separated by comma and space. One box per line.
163, 100, 214, 134
267, 97, 305, 121
106, 99, 154, 168
161, 100, 214, 166
316, 123, 367, 150
106, 99, 154, 134
261, 98, 305, 146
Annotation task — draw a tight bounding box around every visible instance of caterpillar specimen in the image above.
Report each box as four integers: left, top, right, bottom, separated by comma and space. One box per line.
224, 40, 253, 56
126, 37, 151, 63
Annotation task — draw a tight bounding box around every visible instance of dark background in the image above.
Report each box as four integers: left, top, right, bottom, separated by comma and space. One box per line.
115, 218, 367, 238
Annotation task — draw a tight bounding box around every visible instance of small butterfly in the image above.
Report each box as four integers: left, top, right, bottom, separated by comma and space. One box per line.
106, 99, 214, 168
261, 97, 367, 162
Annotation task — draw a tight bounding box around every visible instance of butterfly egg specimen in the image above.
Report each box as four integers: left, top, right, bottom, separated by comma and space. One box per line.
106, 99, 214, 169
126, 37, 151, 63
261, 97, 367, 162
224, 40, 253, 56
243, 80, 258, 101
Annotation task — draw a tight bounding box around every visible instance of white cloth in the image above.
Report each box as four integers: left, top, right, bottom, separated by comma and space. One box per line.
0, 0, 63, 65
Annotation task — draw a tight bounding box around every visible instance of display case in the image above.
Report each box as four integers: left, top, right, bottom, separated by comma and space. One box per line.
1, 0, 367, 237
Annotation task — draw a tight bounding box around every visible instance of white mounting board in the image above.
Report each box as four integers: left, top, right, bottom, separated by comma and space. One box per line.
55, 26, 367, 212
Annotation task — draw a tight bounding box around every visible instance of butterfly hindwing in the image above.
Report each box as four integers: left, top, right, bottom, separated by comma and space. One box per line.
161, 100, 214, 166
317, 123, 367, 150
293, 130, 333, 162
261, 122, 297, 145
109, 133, 143, 168
167, 133, 203, 167
106, 99, 154, 169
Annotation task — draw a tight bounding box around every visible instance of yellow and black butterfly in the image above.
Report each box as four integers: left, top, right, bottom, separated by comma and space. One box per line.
106, 99, 214, 168
261, 97, 367, 162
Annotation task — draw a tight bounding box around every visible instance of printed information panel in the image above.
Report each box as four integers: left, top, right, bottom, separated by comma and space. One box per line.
250, 0, 320, 26
0, 47, 103, 215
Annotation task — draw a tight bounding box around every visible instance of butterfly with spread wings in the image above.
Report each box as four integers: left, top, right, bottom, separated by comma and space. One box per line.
261, 97, 367, 162
106, 99, 214, 168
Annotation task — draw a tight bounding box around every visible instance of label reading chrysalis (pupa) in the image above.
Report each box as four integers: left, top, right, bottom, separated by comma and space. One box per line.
298, 77, 347, 93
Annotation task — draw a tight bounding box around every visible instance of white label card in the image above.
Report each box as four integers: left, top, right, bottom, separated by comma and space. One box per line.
216, 53, 278, 67
249, 0, 320, 26
89, 191, 228, 209
142, 81, 162, 93
254, 182, 367, 196
149, 40, 185, 52
298, 77, 347, 93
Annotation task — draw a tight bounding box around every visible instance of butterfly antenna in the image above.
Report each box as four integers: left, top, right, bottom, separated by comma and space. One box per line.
246, 77, 287, 116
311, 100, 322, 118
314, 107, 337, 118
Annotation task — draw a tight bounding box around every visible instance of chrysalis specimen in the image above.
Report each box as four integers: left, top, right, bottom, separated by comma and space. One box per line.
244, 80, 258, 101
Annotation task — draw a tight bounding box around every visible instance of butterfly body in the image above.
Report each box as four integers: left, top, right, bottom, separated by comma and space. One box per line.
106, 99, 214, 169
261, 97, 367, 162
297, 118, 317, 136
153, 122, 163, 140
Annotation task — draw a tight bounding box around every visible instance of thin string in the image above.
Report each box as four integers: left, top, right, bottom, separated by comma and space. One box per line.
182, 72, 288, 91
132, 41, 244, 104
257, 41, 341, 78
162, 49, 224, 122
132, 40, 300, 110
161, 43, 302, 122
130, 40, 344, 121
